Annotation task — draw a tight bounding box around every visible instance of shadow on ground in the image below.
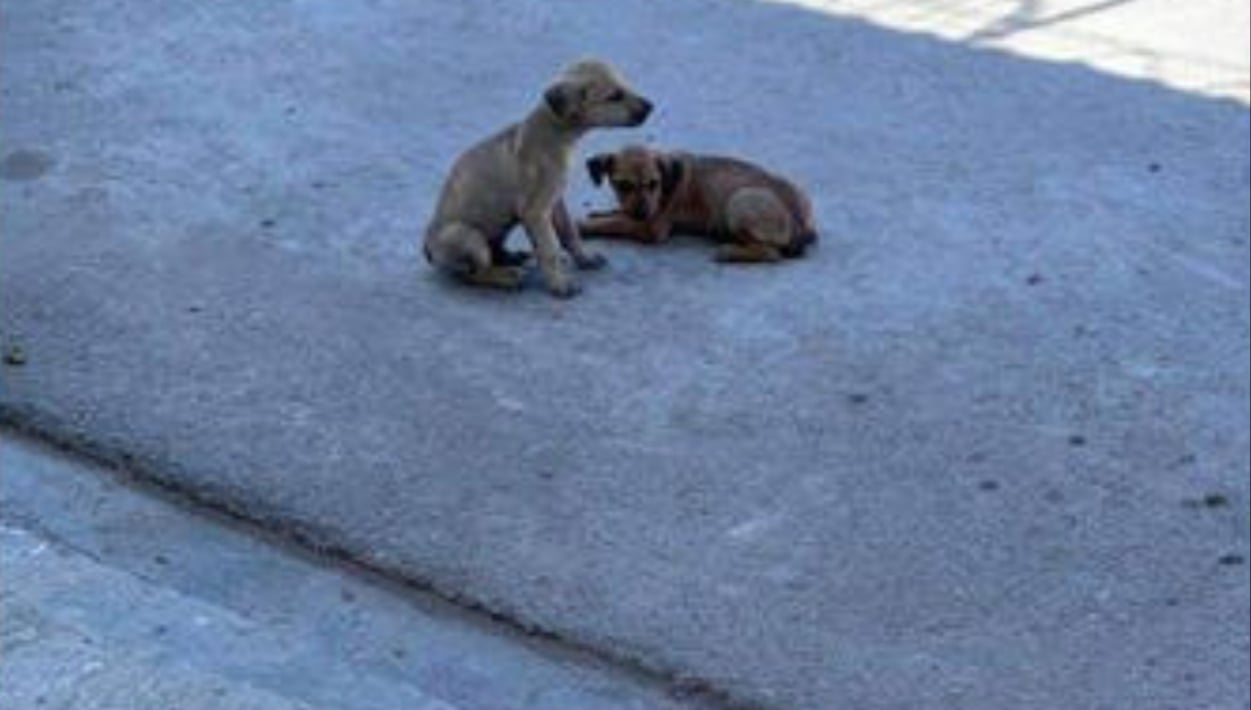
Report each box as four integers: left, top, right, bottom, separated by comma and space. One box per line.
2, 0, 1248, 707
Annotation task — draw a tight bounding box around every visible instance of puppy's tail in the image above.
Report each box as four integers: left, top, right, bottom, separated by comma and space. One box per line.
782, 225, 818, 258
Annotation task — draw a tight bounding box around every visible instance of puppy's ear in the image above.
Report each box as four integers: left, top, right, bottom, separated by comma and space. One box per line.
544, 82, 576, 119
659, 155, 684, 199
586, 154, 614, 186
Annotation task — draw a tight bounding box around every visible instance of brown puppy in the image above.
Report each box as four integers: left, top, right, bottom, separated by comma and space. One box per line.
578, 146, 817, 262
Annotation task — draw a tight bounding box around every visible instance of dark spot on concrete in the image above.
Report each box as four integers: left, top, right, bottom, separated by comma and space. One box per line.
285, 106, 297, 116
847, 392, 870, 405
1164, 597, 1180, 607
1148, 162, 1162, 173
187, 305, 203, 313
4, 345, 27, 366
1067, 434, 1087, 447
1218, 553, 1245, 566
340, 588, 356, 603
1, 148, 54, 181
1026, 273, 1044, 286
538, 470, 554, 480
311, 180, 330, 190
669, 675, 713, 699
1202, 493, 1229, 508
391, 647, 407, 659
1043, 489, 1064, 504
35, 697, 45, 706
978, 479, 1000, 492
1184, 493, 1233, 510
1174, 453, 1197, 466
260, 218, 277, 229
153, 554, 169, 565
53, 79, 76, 92
153, 624, 168, 635
966, 451, 988, 463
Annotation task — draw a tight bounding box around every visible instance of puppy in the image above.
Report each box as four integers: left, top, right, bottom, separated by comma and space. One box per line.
579, 146, 817, 262
423, 60, 652, 298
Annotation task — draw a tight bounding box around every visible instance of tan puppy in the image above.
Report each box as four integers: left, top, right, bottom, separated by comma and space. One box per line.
579, 146, 817, 262
423, 60, 652, 298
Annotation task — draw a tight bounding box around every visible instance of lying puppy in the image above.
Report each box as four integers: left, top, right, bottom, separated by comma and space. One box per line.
579, 146, 817, 262
424, 60, 653, 297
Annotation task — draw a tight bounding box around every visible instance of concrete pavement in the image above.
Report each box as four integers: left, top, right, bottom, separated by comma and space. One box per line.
2, 0, 1248, 707
0, 433, 705, 710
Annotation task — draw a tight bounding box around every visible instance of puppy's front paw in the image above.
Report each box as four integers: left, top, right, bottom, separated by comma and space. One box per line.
545, 273, 582, 299
574, 252, 607, 270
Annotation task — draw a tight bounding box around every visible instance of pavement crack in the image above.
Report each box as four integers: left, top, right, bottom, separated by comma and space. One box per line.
0, 409, 766, 710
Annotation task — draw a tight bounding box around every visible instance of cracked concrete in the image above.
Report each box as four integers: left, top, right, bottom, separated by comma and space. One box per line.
0, 432, 707, 710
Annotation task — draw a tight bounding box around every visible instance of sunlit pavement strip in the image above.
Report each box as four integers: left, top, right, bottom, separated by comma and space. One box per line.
0, 433, 701, 710
769, 0, 1251, 102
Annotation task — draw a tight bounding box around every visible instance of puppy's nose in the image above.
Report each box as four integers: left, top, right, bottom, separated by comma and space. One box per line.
637, 98, 653, 119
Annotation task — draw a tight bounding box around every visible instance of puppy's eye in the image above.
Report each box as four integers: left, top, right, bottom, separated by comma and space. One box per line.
607, 89, 626, 102
614, 180, 636, 192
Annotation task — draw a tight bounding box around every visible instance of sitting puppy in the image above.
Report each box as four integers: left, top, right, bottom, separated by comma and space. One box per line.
579, 146, 817, 262
423, 60, 653, 298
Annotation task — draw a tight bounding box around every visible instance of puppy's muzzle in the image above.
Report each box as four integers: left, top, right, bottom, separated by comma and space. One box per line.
629, 97, 653, 126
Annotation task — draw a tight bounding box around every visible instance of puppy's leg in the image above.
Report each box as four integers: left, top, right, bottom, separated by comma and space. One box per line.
468, 265, 528, 289
553, 198, 606, 270
428, 223, 526, 289
578, 212, 670, 243
715, 242, 783, 263
522, 209, 580, 298
578, 212, 639, 240
717, 188, 790, 264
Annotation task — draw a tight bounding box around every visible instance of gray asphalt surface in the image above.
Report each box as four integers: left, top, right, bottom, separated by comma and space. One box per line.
2, 0, 1249, 707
